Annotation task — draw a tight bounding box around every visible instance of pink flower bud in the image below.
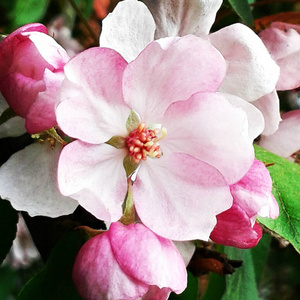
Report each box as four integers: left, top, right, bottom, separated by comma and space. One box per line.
73, 222, 187, 300
0, 23, 70, 133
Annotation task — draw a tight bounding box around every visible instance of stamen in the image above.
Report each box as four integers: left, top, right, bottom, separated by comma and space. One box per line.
126, 123, 166, 164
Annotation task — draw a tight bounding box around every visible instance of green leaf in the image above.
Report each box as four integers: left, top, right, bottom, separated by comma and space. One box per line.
169, 271, 198, 300
250, 234, 271, 285
17, 231, 86, 300
0, 107, 16, 126
73, 0, 93, 19
228, 0, 254, 26
202, 272, 226, 300
0, 199, 18, 265
255, 145, 300, 253
12, 0, 50, 28
222, 247, 259, 300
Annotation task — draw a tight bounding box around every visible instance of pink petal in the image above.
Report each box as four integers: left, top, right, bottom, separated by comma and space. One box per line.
134, 153, 232, 241
73, 232, 149, 300
27, 31, 69, 69
123, 35, 226, 125
210, 24, 280, 102
260, 22, 300, 90
0, 143, 78, 217
230, 159, 278, 220
210, 204, 263, 249
252, 90, 281, 136
56, 48, 130, 144
259, 109, 300, 158
142, 0, 222, 37
57, 141, 127, 222
162, 92, 254, 184
25, 69, 63, 133
109, 222, 187, 294
100, 0, 156, 62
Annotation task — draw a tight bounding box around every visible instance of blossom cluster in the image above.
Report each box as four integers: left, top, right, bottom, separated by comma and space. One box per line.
3, 0, 299, 299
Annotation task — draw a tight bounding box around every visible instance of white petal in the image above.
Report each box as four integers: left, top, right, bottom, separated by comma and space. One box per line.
100, 0, 156, 62
0, 143, 78, 217
210, 24, 280, 102
142, 0, 222, 37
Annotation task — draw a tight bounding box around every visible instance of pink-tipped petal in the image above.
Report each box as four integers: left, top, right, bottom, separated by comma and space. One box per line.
134, 153, 232, 241
57, 141, 127, 222
162, 92, 254, 184
210, 204, 263, 249
230, 159, 277, 220
0, 143, 78, 217
252, 90, 281, 136
123, 35, 226, 125
259, 109, 300, 158
142, 0, 222, 38
210, 24, 280, 102
73, 232, 149, 300
57, 48, 130, 144
109, 222, 187, 294
100, 0, 156, 62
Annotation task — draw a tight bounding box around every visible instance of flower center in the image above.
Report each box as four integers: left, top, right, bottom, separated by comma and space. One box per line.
126, 123, 166, 164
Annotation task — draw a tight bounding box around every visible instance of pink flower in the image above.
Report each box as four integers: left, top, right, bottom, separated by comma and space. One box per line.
56, 35, 255, 241
72, 222, 187, 300
210, 159, 279, 248
0, 23, 70, 133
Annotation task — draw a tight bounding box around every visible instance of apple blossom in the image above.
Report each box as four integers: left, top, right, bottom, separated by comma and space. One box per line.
210, 159, 279, 248
100, 0, 280, 135
56, 35, 256, 241
73, 222, 187, 300
0, 23, 70, 134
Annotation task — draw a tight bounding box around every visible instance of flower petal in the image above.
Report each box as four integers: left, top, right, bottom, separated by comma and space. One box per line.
142, 0, 222, 38
56, 48, 130, 144
134, 153, 232, 241
109, 222, 187, 294
221, 92, 265, 140
57, 141, 127, 222
230, 159, 278, 220
259, 22, 300, 90
73, 232, 149, 300
259, 109, 300, 158
210, 204, 263, 249
123, 35, 226, 124
0, 143, 78, 217
252, 90, 281, 136
100, 0, 156, 62
210, 23, 280, 102
162, 92, 254, 184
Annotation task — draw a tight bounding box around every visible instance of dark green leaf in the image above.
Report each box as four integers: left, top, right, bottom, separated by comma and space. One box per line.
0, 199, 18, 265
228, 0, 254, 26
255, 145, 300, 253
73, 0, 93, 19
250, 234, 271, 285
169, 271, 198, 300
202, 272, 226, 300
222, 247, 259, 300
17, 231, 86, 300
12, 0, 50, 28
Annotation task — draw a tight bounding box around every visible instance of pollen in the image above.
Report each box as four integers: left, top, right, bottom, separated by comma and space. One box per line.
126, 123, 166, 164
